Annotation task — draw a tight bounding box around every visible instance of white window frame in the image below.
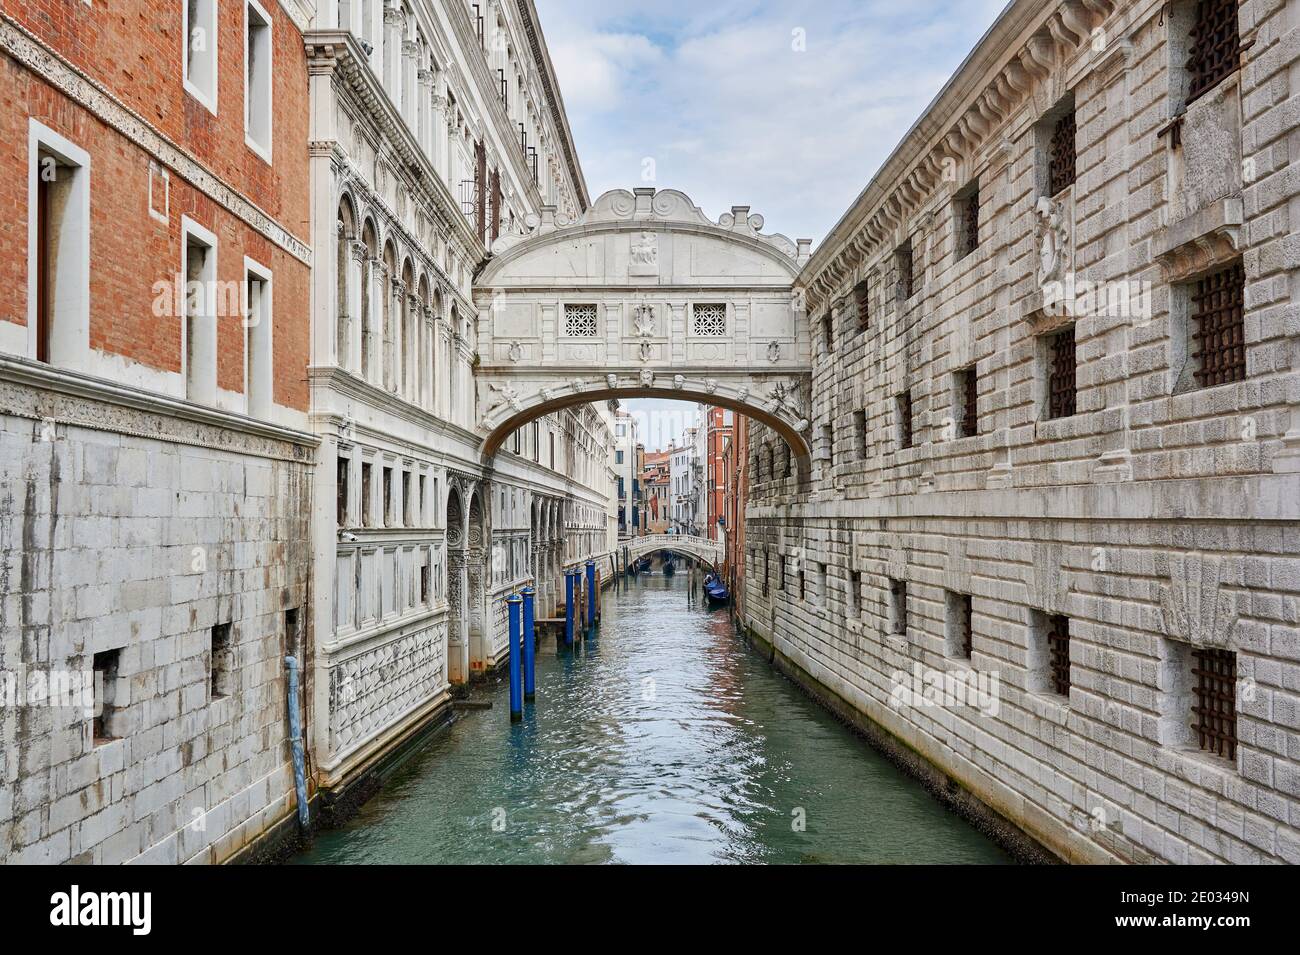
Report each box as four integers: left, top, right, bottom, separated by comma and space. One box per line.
26, 120, 91, 370
243, 255, 274, 418
180, 216, 219, 405
243, 0, 273, 162
183, 0, 219, 115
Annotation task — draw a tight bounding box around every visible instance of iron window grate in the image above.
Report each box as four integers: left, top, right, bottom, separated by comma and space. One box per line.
1191, 261, 1246, 388
1048, 110, 1077, 195
1047, 614, 1071, 696
960, 366, 978, 438
1191, 647, 1237, 761
1047, 325, 1077, 419
1187, 0, 1241, 104
960, 188, 980, 259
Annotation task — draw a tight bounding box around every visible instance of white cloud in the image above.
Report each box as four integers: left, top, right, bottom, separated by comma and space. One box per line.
538, 0, 1007, 244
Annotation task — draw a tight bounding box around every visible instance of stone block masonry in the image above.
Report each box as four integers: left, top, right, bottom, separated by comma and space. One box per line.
0, 369, 314, 864
742, 0, 1300, 864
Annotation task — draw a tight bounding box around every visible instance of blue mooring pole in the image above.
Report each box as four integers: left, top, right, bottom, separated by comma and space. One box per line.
507, 593, 523, 722
564, 569, 576, 647
522, 586, 536, 702
284, 656, 310, 829
585, 559, 597, 630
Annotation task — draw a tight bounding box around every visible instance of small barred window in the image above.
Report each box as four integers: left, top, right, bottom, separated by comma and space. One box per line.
564, 304, 598, 337
692, 303, 727, 337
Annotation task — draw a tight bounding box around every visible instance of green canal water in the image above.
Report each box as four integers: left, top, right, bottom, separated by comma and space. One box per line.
293, 573, 1011, 864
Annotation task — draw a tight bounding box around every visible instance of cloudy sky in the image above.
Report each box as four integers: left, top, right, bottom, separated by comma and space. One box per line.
537, 0, 1009, 246
535, 0, 1008, 448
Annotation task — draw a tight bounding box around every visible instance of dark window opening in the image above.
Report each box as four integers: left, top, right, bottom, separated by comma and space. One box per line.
957, 184, 980, 259
92, 648, 121, 744
1048, 110, 1077, 195
853, 278, 869, 329
361, 461, 373, 526
890, 578, 908, 635
210, 623, 233, 700
895, 243, 914, 301
336, 457, 349, 526
896, 391, 914, 449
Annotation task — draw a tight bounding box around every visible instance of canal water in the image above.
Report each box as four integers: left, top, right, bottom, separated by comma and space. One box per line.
293, 573, 1011, 864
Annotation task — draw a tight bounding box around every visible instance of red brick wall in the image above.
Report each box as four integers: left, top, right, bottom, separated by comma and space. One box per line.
0, 0, 310, 410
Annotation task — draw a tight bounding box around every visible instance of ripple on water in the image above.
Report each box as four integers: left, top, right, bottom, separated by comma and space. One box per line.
292, 574, 1012, 865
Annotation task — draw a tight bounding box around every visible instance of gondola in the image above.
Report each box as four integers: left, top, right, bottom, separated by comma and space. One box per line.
702, 573, 730, 607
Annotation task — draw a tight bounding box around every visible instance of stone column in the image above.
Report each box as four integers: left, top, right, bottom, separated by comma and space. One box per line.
383, 4, 403, 111
431, 91, 447, 181
347, 241, 365, 372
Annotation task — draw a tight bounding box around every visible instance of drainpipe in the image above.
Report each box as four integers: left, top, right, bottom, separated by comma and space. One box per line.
285, 655, 310, 830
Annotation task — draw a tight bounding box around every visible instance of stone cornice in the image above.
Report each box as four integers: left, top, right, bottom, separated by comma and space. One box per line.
305, 29, 483, 261
0, 15, 312, 265
310, 364, 484, 447
0, 356, 317, 462
799, 0, 1121, 311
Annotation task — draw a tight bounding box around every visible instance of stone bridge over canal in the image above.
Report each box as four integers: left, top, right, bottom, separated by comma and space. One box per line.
623, 533, 724, 573
473, 187, 814, 461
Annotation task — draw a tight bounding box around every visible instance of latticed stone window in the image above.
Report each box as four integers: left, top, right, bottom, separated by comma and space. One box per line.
563, 303, 598, 337
1186, 0, 1241, 105
1046, 614, 1071, 696
1191, 261, 1246, 388
1191, 647, 1237, 761
1048, 110, 1077, 195
691, 303, 726, 337
1045, 325, 1077, 419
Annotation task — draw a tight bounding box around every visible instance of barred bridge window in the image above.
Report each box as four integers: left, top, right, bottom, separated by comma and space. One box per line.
1186, 0, 1241, 105
1191, 647, 1237, 761
1047, 614, 1071, 696
1046, 325, 1077, 419
563, 303, 598, 337
691, 302, 727, 337
1048, 110, 1077, 195
1191, 261, 1246, 388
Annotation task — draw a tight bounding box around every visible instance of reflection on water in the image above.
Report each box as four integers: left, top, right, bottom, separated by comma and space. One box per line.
293, 574, 1011, 864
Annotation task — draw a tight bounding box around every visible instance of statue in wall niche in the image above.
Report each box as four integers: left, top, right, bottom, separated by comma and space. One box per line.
1034, 195, 1069, 288
629, 231, 659, 276
767, 340, 781, 363
507, 341, 522, 362
639, 339, 653, 362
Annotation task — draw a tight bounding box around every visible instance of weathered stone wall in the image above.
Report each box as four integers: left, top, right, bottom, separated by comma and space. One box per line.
0, 371, 314, 864
743, 0, 1300, 864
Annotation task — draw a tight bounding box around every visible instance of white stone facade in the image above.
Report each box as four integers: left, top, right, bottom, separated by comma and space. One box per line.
302, 2, 614, 792
741, 0, 1300, 863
